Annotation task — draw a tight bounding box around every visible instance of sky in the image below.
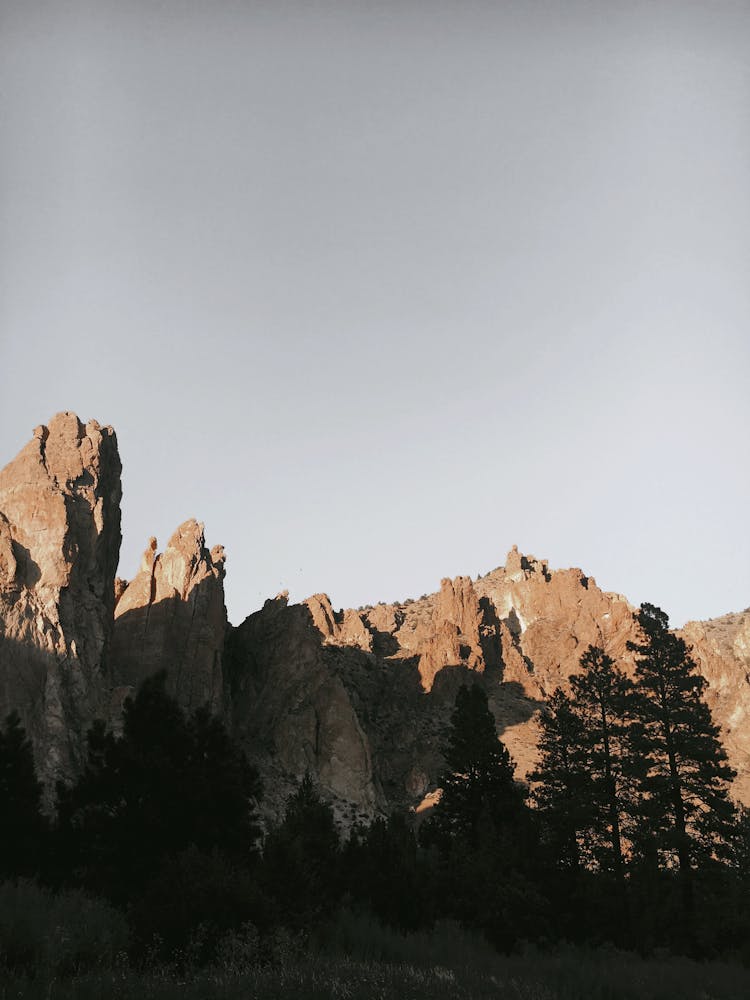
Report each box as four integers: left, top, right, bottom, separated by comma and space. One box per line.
1, 0, 748, 628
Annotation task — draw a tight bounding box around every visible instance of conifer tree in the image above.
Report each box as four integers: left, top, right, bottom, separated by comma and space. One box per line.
422, 683, 546, 950
425, 682, 523, 850
627, 603, 736, 933
570, 645, 636, 882
344, 812, 429, 931
530, 688, 590, 871
262, 772, 341, 930
55, 672, 262, 901
0, 711, 46, 878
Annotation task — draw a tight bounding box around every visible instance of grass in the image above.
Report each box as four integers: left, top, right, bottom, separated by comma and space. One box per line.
3, 941, 750, 999
2, 884, 749, 999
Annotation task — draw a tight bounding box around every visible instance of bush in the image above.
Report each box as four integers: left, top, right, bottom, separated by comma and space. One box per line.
128, 846, 269, 965
0, 879, 128, 978
320, 907, 499, 974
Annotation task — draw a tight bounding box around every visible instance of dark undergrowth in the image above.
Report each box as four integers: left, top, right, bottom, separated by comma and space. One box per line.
2, 892, 749, 1000
4, 949, 750, 1000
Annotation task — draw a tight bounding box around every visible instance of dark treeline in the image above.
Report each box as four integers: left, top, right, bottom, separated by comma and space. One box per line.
1, 603, 750, 975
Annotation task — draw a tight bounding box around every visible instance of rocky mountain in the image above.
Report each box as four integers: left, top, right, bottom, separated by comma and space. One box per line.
226, 547, 750, 820
0, 413, 121, 791
111, 520, 226, 716
0, 413, 748, 819
682, 611, 750, 802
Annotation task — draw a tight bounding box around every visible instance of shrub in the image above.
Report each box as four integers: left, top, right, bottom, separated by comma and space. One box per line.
0, 879, 128, 978
128, 846, 268, 965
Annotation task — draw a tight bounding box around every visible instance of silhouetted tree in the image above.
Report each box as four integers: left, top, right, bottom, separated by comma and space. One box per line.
729, 805, 750, 879
570, 646, 636, 882
55, 672, 262, 903
0, 711, 46, 879
627, 603, 736, 943
128, 845, 268, 964
530, 688, 590, 873
262, 772, 341, 931
345, 812, 431, 931
423, 683, 523, 851
421, 683, 546, 950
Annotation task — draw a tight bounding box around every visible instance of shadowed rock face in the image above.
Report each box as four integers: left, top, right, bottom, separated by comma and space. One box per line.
110, 520, 226, 715
1, 416, 748, 820
0, 412, 122, 789
226, 594, 381, 827
228, 546, 750, 821
226, 579, 538, 824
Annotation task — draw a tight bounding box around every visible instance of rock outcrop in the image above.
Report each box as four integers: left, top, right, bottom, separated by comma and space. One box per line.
0, 412, 121, 788
681, 610, 750, 803
229, 546, 750, 820
0, 416, 748, 822
110, 519, 227, 714
226, 594, 380, 826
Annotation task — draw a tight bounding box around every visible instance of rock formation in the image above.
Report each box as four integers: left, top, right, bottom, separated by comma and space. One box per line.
110, 519, 227, 715
0, 415, 748, 821
681, 610, 750, 802
229, 546, 750, 821
0, 412, 121, 788
226, 593, 380, 826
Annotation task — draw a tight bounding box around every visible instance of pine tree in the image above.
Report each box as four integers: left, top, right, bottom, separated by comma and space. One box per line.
55, 672, 262, 901
344, 812, 429, 931
529, 687, 591, 872
570, 645, 636, 881
422, 683, 546, 950
627, 603, 736, 937
262, 773, 341, 930
0, 711, 46, 878
425, 682, 523, 850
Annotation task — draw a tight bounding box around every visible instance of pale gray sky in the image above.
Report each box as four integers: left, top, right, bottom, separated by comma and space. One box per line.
1, 0, 749, 627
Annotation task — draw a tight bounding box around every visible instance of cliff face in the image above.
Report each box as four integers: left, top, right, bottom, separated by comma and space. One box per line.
0, 415, 748, 820
228, 546, 750, 819
110, 519, 227, 715
0, 412, 121, 788
681, 611, 750, 803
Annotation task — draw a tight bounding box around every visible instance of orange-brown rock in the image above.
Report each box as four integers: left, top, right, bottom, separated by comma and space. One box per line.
226, 594, 378, 826
1, 413, 748, 824
680, 610, 750, 803
110, 519, 226, 714
0, 412, 121, 788
303, 594, 374, 652
230, 546, 750, 821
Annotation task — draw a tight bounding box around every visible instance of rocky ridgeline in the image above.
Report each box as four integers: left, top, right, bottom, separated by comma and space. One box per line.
0, 414, 748, 818
226, 546, 750, 821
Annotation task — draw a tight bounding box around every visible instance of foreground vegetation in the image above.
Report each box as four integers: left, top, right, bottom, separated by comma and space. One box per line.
2, 603, 750, 995
2, 896, 750, 1000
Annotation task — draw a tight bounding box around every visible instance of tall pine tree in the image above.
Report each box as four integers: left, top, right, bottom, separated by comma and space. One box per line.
424, 683, 523, 850
570, 645, 636, 882
627, 603, 735, 938
0, 711, 46, 879
422, 682, 545, 950
530, 687, 590, 872
55, 672, 262, 902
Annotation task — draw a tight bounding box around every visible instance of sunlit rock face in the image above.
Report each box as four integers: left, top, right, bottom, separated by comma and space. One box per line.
110, 519, 227, 715
1, 415, 748, 821
225, 553, 627, 823
681, 611, 750, 803
0, 412, 122, 789
229, 546, 750, 822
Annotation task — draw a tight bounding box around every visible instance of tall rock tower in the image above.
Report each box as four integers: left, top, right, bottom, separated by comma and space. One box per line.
0, 412, 122, 787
